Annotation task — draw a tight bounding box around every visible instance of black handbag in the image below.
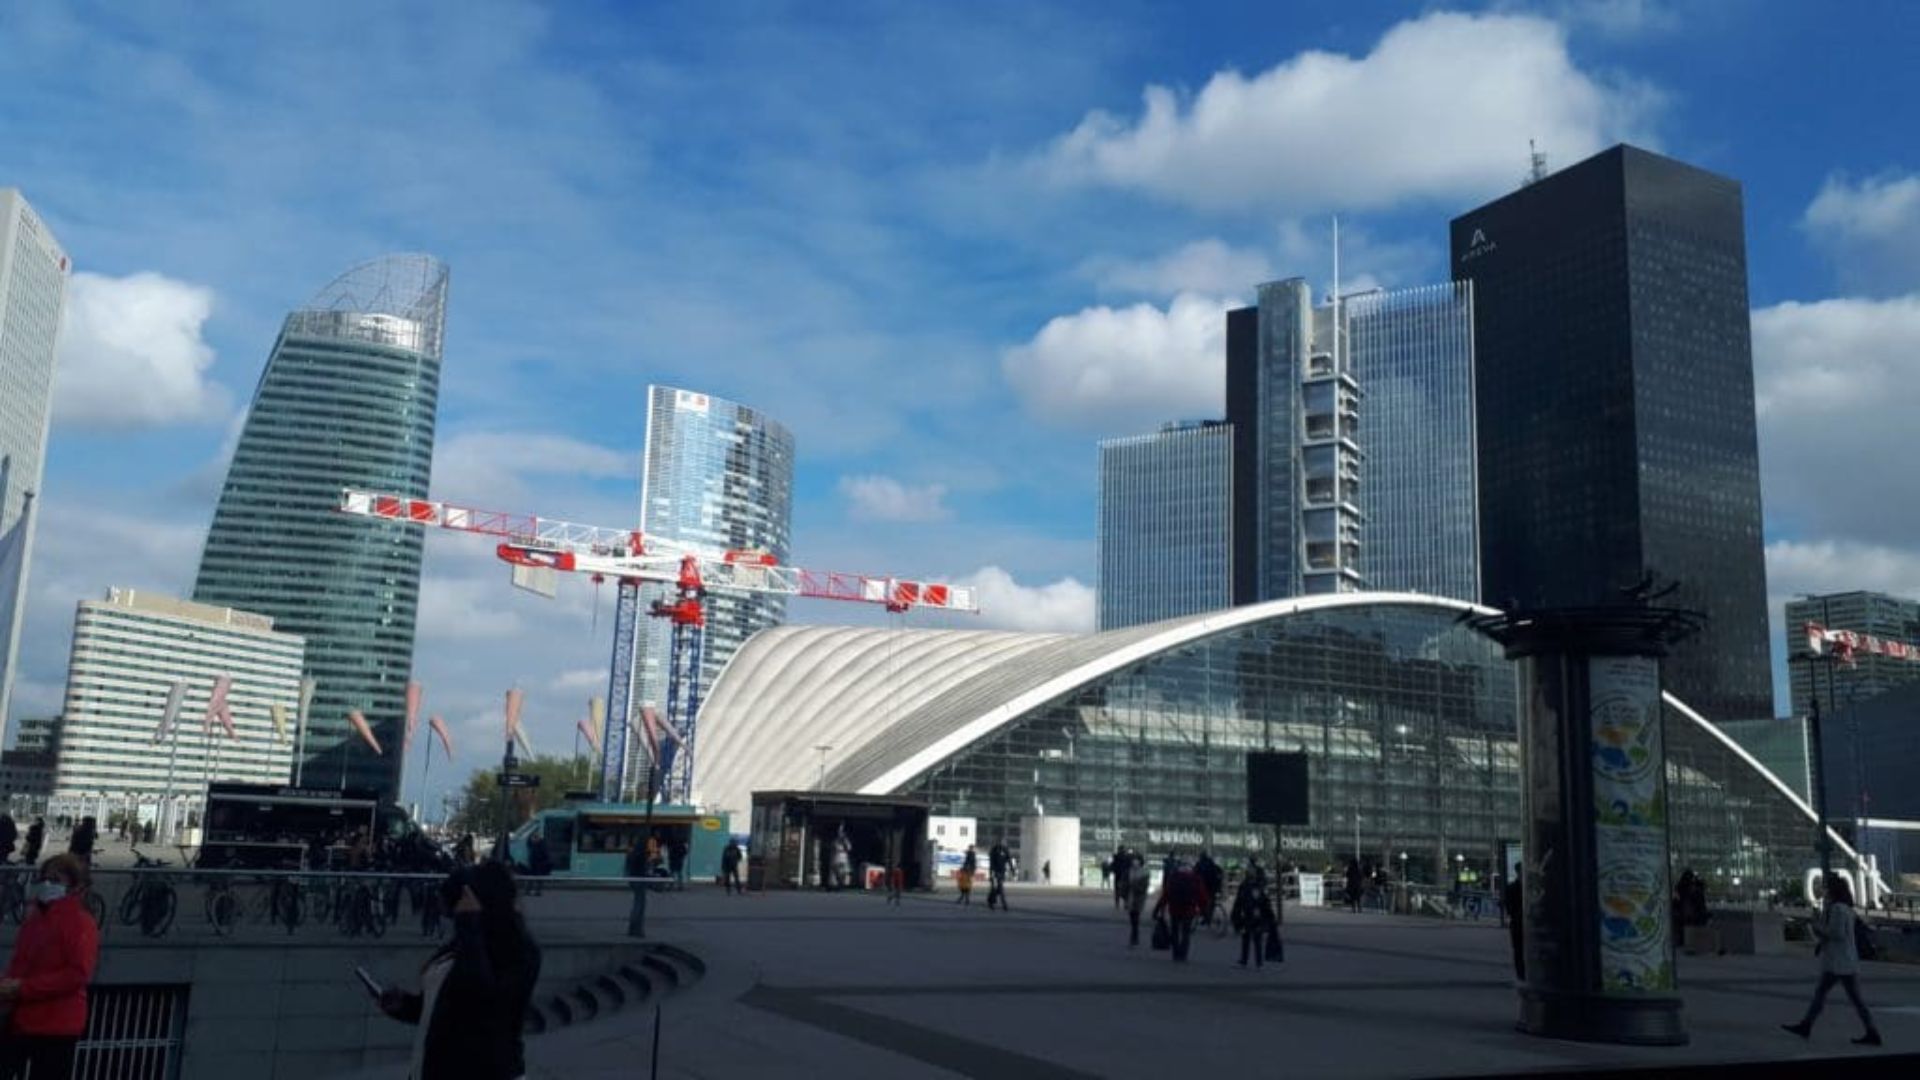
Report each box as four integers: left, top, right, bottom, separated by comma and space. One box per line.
1152, 915, 1171, 950
1264, 928, 1284, 962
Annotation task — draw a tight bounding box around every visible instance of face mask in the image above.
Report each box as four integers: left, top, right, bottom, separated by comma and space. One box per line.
35, 882, 67, 904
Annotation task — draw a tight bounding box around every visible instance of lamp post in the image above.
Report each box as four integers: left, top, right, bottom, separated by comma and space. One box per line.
813, 745, 833, 791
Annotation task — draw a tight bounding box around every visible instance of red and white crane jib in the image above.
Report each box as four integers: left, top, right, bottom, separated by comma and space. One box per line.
1804, 621, 1920, 667
337, 488, 981, 613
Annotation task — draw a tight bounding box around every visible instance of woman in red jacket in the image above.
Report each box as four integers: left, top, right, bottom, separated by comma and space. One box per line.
0, 853, 100, 1079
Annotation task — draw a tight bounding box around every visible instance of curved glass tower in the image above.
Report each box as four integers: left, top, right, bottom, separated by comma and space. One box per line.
193, 255, 448, 797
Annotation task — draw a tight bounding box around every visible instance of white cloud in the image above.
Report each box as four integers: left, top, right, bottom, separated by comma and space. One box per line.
430, 432, 635, 507
959, 566, 1096, 633
839, 475, 952, 523
1002, 292, 1231, 431
1803, 172, 1920, 295
1041, 11, 1657, 211
1752, 294, 1920, 546
1079, 239, 1272, 299
1766, 540, 1920, 607
1553, 0, 1679, 37
53, 271, 229, 428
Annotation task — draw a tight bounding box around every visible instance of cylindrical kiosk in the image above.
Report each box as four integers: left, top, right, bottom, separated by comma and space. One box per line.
1472, 605, 1703, 1046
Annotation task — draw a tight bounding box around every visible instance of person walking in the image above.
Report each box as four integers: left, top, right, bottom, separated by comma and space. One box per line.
1042, 860, 1051, 885
830, 832, 851, 891
1101, 854, 1112, 891
64, 819, 95, 868
668, 838, 689, 891
1782, 875, 1882, 1046
378, 862, 542, 1080
1504, 869, 1525, 981
0, 815, 15, 864
955, 846, 977, 905
1153, 859, 1210, 963
20, 820, 43, 867
987, 840, 1011, 911
1195, 851, 1224, 928
1233, 877, 1279, 969
1125, 855, 1151, 947
1112, 846, 1132, 910
886, 863, 904, 906
1344, 858, 1364, 913
720, 838, 744, 896
0, 854, 101, 1079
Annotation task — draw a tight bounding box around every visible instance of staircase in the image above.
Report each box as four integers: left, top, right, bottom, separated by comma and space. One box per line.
523, 943, 707, 1035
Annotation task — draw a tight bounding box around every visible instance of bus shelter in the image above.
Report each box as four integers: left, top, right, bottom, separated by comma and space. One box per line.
748, 792, 931, 891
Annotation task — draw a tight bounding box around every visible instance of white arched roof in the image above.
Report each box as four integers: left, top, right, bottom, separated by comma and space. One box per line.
695, 591, 1490, 817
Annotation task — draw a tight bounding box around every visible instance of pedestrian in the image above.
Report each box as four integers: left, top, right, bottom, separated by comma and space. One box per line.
987, 840, 1011, 911
624, 842, 651, 938
1125, 855, 1151, 947
1112, 846, 1131, 910
668, 838, 689, 891
0, 815, 15, 865
1042, 860, 1051, 885
1153, 859, 1210, 963
1344, 858, 1364, 913
720, 838, 744, 896
377, 862, 542, 1079
1101, 854, 1112, 890
1782, 875, 1882, 1046
830, 831, 851, 891
1233, 877, 1279, 969
524, 831, 552, 897
64, 819, 95, 867
20, 819, 43, 866
1195, 851, 1224, 927
0, 854, 101, 1079
1504, 869, 1525, 981
956, 846, 977, 905
887, 863, 904, 906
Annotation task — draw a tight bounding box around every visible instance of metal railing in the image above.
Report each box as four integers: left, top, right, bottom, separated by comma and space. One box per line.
73, 984, 187, 1080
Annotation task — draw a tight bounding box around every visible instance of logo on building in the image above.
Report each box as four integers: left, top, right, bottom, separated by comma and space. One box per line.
1461, 226, 1498, 263
674, 390, 710, 414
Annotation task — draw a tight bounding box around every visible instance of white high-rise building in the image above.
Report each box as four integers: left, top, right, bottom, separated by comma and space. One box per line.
51, 589, 305, 824
0, 189, 71, 745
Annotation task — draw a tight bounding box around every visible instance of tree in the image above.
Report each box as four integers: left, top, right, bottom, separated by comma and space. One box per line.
447, 754, 598, 838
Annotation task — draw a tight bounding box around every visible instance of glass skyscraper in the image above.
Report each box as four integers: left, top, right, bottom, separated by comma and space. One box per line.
1097, 420, 1233, 630
0, 189, 70, 743
193, 255, 448, 798
1226, 277, 1479, 605
1348, 281, 1479, 602
628, 385, 793, 796
1452, 145, 1773, 721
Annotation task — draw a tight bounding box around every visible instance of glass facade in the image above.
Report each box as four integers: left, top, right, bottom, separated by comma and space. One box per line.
192, 255, 448, 799
1452, 145, 1773, 721
1097, 421, 1233, 630
631, 385, 794, 788
0, 189, 69, 740
1348, 282, 1480, 602
1226, 278, 1479, 606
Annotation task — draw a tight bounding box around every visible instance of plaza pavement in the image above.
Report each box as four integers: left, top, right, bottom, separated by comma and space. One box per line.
516, 884, 1920, 1079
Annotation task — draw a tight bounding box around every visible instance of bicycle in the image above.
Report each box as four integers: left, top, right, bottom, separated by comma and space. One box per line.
117, 850, 177, 938
334, 880, 387, 938
204, 876, 240, 936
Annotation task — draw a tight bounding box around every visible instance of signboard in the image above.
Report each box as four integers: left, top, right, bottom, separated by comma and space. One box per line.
496, 772, 542, 790
1588, 656, 1673, 993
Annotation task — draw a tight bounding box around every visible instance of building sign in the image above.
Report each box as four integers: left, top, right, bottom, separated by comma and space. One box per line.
1589, 655, 1673, 993
674, 389, 710, 414
1460, 226, 1498, 263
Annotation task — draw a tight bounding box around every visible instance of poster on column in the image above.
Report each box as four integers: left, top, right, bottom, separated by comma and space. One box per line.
1589, 655, 1673, 993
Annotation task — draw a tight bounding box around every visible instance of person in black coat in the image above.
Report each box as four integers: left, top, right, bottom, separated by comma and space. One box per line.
21, 819, 44, 865
0, 815, 15, 864
379, 861, 541, 1080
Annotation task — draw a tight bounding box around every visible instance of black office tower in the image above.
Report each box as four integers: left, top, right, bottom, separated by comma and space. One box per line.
1451, 144, 1772, 721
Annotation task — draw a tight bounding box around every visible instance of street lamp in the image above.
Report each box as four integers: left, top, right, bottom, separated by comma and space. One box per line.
813, 745, 833, 791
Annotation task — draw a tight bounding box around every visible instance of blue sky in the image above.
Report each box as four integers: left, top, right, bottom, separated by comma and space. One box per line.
4, 0, 1919, 811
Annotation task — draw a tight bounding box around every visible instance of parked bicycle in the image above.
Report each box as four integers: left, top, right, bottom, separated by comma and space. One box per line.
117, 849, 177, 938
0, 866, 27, 924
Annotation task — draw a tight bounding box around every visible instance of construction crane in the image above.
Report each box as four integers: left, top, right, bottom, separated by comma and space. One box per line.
338, 489, 978, 804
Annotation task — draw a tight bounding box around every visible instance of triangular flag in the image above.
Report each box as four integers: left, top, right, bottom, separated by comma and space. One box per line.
405, 681, 423, 749
203, 674, 232, 733
270, 703, 289, 742
153, 681, 187, 744
636, 704, 662, 758
577, 715, 602, 754
514, 724, 535, 760
505, 688, 525, 740
217, 704, 237, 740
429, 714, 454, 761
348, 709, 384, 755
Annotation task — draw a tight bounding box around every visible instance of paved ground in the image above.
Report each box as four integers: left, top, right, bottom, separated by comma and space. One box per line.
520, 884, 1920, 1079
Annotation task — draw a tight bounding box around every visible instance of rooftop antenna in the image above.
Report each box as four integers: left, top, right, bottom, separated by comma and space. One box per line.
1526, 139, 1549, 186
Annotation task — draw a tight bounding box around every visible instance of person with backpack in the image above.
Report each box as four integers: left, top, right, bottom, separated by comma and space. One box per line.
1781, 875, 1882, 1046
1232, 876, 1279, 969
987, 840, 1011, 911
1153, 859, 1210, 963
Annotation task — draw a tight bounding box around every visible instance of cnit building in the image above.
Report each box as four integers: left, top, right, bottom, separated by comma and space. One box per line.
695, 146, 1840, 899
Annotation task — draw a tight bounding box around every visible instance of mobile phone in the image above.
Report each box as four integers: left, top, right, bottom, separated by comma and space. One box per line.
354, 965, 384, 999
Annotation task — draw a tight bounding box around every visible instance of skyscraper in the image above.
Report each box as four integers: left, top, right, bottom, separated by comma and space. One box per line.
1226, 277, 1479, 605
1097, 420, 1233, 630
1786, 591, 1920, 717
1452, 144, 1772, 721
0, 189, 70, 745
624, 385, 793, 799
193, 255, 448, 798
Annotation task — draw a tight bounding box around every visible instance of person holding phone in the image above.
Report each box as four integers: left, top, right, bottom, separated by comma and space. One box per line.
375, 862, 542, 1079
0, 854, 100, 1080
